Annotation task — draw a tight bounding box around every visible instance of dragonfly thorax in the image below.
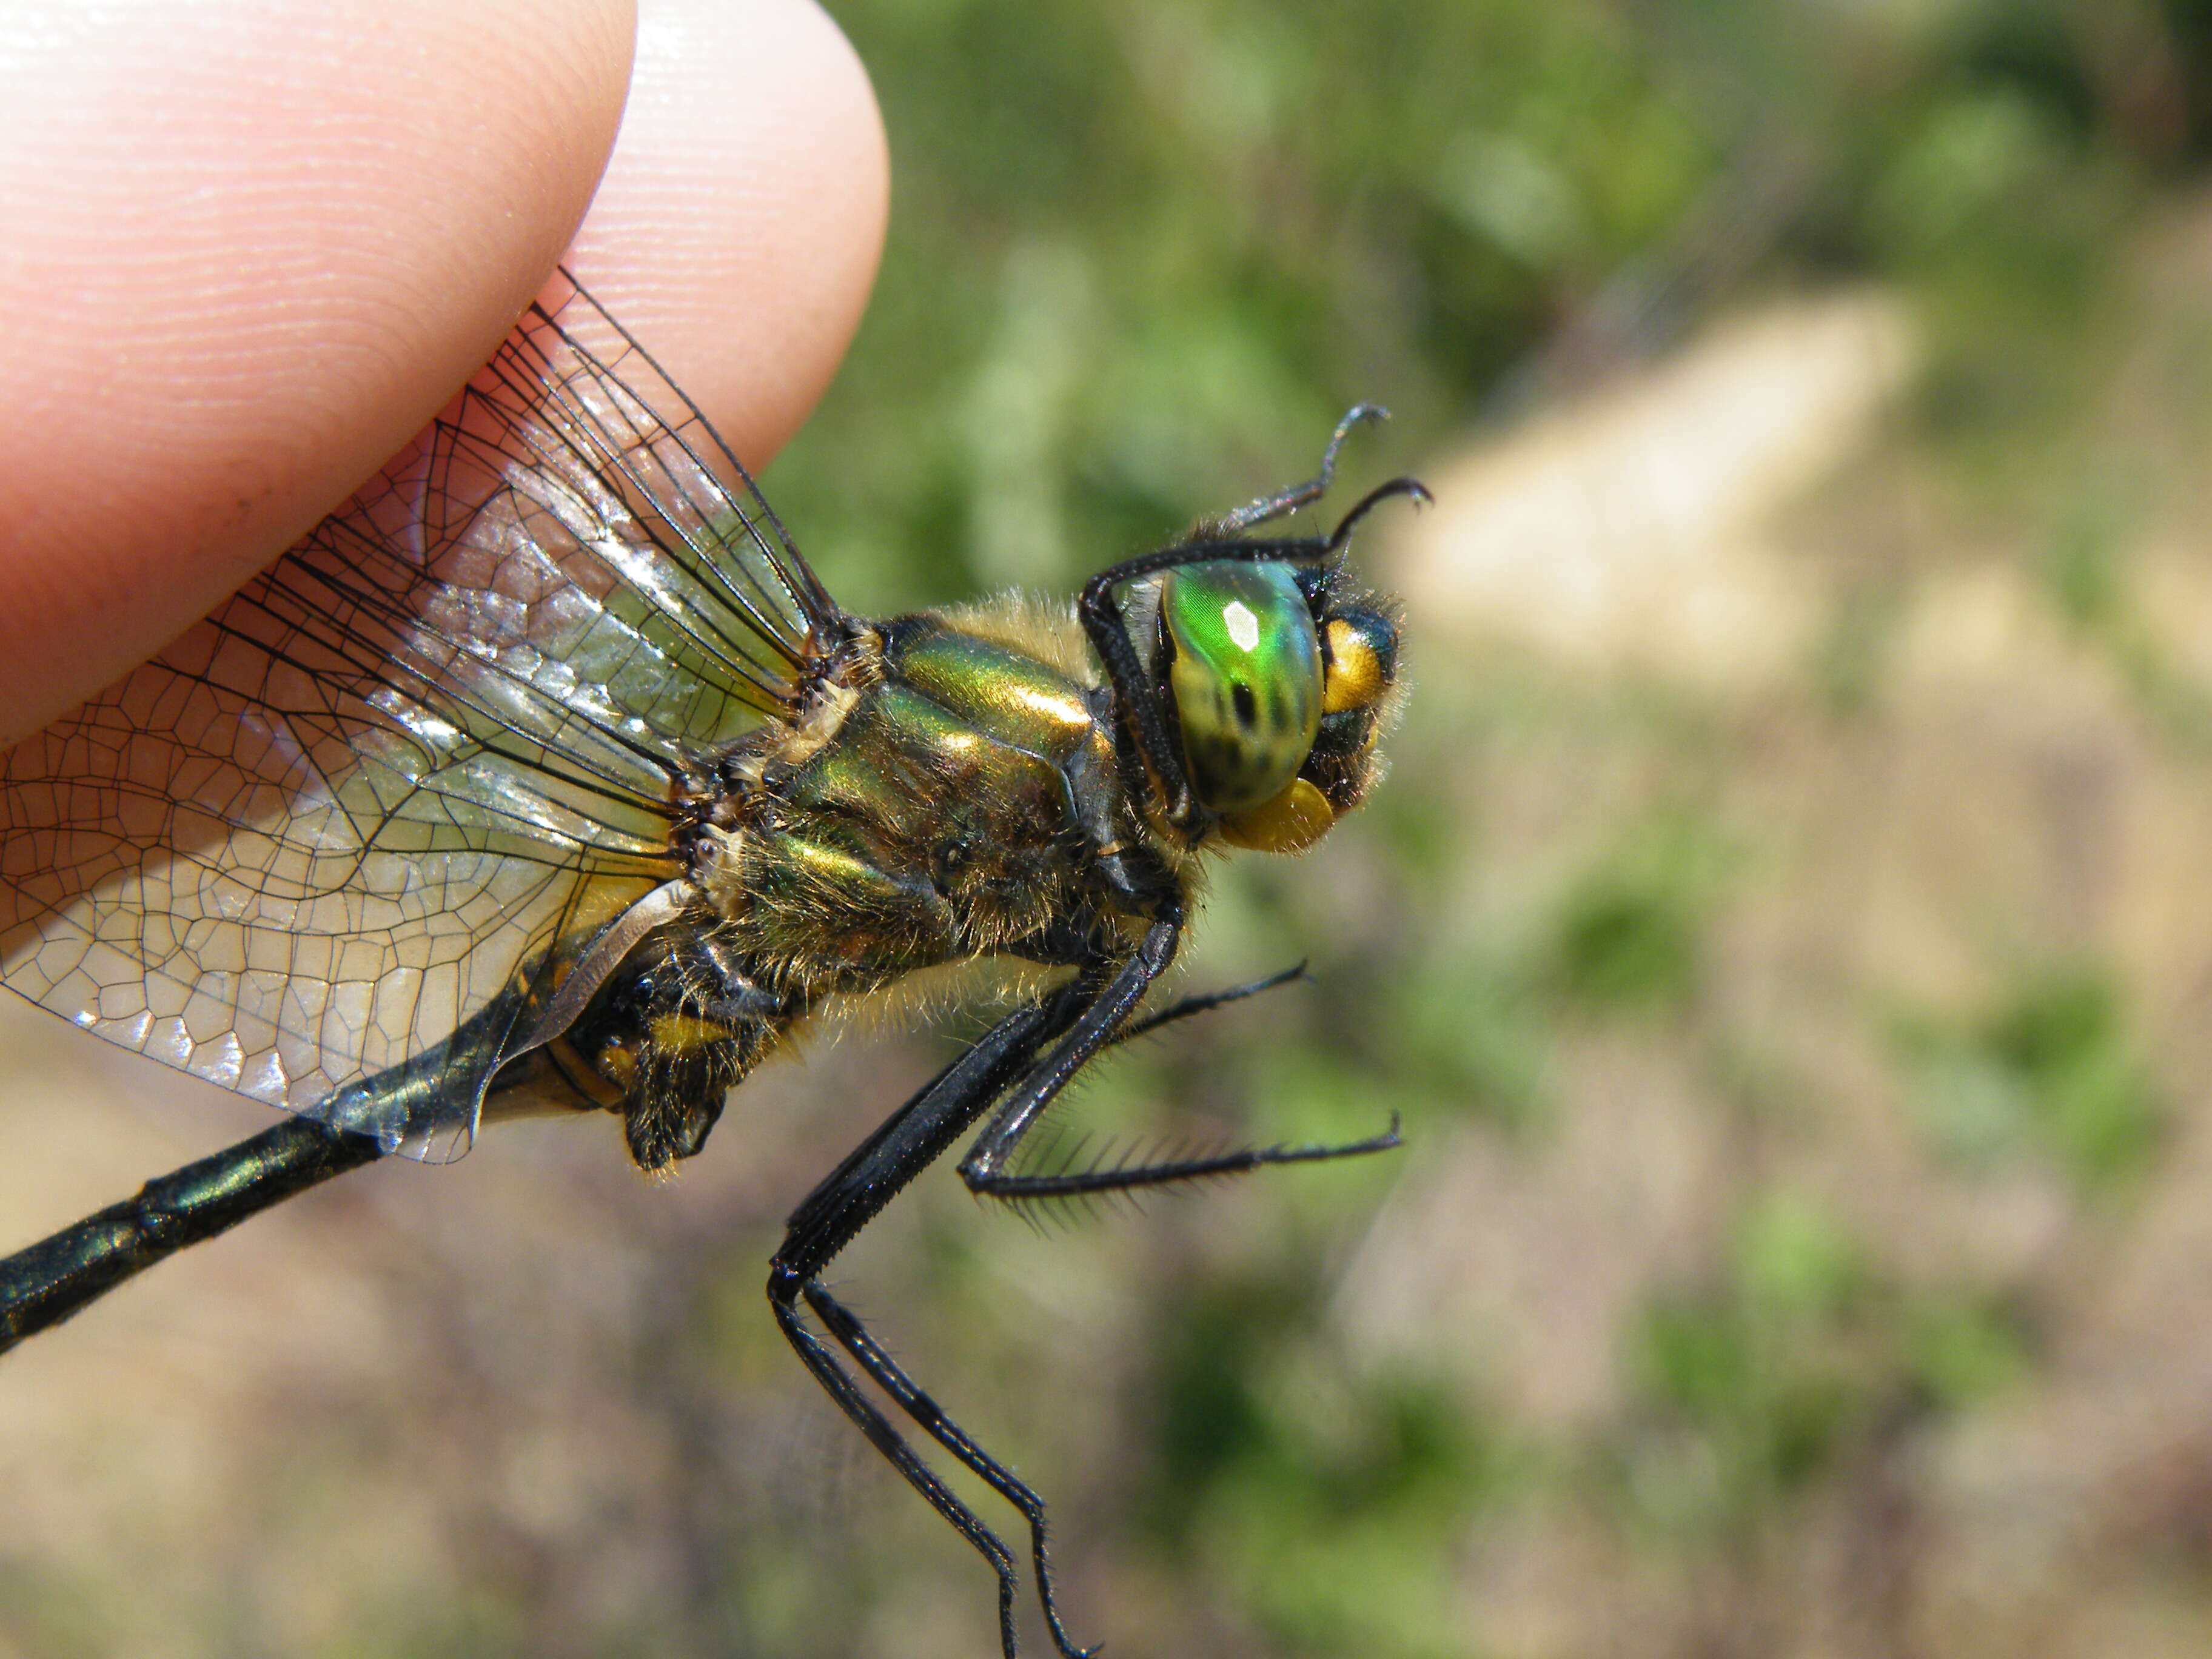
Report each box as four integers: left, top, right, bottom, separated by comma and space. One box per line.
547, 598, 1154, 1166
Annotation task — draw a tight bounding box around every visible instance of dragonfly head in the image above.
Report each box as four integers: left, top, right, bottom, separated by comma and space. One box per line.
1157, 559, 1403, 856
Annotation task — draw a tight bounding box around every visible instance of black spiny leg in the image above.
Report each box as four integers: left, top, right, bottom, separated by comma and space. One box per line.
959, 957, 1400, 1203
1110, 959, 1306, 1042
770, 929, 1182, 1659
965, 1113, 1401, 1203
768, 931, 1395, 1657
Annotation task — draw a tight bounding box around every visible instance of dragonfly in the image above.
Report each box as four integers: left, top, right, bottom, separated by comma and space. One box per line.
0, 269, 1418, 1658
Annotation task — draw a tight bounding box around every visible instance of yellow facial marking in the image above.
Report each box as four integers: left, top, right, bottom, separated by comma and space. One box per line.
1218, 776, 1335, 854
650, 1013, 732, 1055
1321, 618, 1386, 714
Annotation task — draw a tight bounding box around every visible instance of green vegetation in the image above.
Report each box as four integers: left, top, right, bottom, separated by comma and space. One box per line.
772, 0, 2200, 610
1896, 964, 2165, 1191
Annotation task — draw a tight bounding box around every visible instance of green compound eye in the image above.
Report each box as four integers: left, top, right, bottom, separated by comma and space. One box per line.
1161, 561, 1324, 814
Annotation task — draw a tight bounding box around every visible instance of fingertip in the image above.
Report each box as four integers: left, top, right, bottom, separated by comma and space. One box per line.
563, 0, 890, 471
0, 0, 891, 743
0, 0, 638, 740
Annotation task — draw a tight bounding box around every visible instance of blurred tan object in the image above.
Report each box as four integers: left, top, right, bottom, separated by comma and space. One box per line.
1395, 289, 1920, 687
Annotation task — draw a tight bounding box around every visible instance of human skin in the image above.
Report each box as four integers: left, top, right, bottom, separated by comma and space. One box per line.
0, 0, 888, 745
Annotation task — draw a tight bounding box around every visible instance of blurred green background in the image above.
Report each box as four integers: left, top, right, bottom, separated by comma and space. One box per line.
16, 0, 2212, 1655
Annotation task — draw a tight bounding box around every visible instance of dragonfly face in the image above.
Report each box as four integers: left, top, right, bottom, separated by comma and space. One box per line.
1163, 560, 1326, 814
1158, 559, 1402, 848
0, 270, 1418, 1659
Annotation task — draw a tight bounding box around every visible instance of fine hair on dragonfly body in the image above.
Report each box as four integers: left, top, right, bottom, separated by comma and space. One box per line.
0, 270, 1418, 1657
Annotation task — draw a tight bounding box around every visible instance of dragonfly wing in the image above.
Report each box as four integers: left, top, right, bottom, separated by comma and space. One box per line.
0, 271, 843, 1161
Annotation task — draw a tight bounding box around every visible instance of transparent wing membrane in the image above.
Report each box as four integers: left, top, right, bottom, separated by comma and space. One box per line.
0, 272, 842, 1159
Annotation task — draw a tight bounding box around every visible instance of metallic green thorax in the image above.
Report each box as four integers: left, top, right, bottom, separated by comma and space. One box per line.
560, 615, 1133, 1166
1160, 561, 1324, 814
750, 624, 1112, 973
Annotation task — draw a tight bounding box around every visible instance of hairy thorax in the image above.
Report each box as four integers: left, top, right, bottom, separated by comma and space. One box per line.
697, 598, 1140, 1004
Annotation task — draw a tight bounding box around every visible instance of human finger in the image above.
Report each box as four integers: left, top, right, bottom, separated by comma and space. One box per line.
0, 0, 635, 742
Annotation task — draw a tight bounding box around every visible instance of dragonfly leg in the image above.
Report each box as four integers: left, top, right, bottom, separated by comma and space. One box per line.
960, 946, 1399, 1202
793, 1278, 1098, 1659
768, 1284, 1033, 1658
1106, 959, 1306, 1045
962, 1113, 1401, 1203
771, 934, 1180, 1658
